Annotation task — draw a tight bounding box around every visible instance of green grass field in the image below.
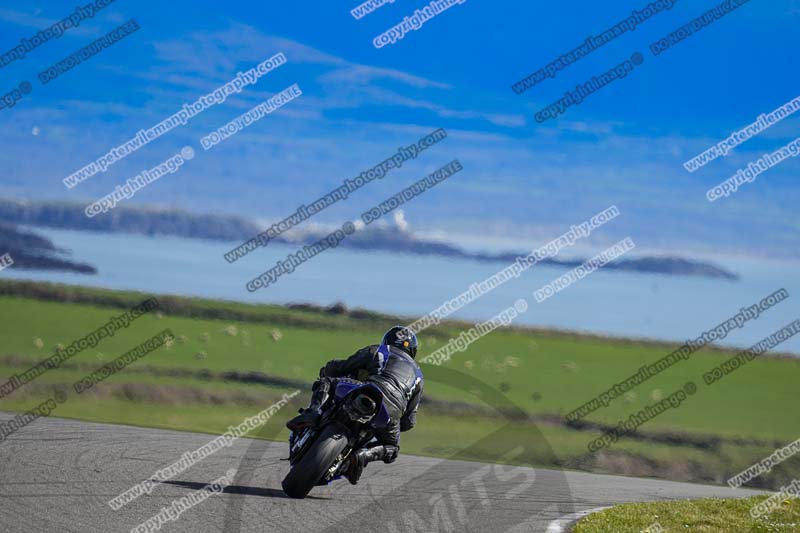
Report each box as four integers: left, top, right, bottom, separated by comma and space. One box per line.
573, 496, 800, 532
1, 280, 798, 489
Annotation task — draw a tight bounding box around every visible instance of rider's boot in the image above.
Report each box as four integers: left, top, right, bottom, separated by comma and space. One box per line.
344, 444, 399, 485
286, 378, 330, 431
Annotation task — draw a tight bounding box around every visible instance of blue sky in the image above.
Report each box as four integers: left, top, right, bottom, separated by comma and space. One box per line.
0, 0, 798, 259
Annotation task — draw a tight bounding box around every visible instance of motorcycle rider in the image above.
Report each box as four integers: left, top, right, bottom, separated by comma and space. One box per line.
286, 326, 424, 484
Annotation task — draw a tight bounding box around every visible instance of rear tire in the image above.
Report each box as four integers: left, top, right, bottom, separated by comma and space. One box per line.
282, 424, 349, 499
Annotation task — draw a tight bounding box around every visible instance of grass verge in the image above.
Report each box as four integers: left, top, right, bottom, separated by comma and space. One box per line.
572, 496, 800, 532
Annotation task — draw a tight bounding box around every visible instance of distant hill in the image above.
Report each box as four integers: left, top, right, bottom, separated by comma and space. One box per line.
0, 198, 737, 280
328, 223, 738, 280
0, 199, 260, 242
0, 223, 96, 274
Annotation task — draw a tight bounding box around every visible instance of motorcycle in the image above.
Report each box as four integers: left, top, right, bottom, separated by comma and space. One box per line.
281, 380, 391, 499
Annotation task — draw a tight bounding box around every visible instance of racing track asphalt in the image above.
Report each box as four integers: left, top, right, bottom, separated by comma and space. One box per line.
0, 413, 765, 532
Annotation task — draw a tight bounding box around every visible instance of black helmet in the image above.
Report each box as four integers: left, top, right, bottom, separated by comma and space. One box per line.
381, 326, 418, 358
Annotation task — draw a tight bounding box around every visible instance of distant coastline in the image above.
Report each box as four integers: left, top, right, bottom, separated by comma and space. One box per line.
0, 223, 96, 275
0, 198, 737, 280
328, 224, 738, 280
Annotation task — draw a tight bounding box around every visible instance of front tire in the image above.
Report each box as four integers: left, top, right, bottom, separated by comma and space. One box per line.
282, 424, 348, 499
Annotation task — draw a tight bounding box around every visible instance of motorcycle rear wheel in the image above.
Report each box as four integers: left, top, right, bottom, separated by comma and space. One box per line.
282, 424, 348, 499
